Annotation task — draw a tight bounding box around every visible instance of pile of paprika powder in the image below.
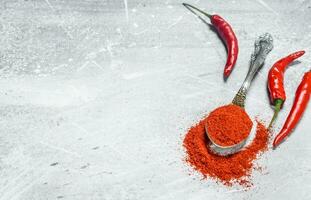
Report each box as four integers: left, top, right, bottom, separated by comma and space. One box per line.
183, 106, 270, 187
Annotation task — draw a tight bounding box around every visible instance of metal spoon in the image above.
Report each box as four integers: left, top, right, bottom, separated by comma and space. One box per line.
205, 33, 274, 156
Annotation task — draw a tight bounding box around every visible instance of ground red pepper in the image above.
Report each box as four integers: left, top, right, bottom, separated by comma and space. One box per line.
206, 104, 253, 146
183, 113, 270, 186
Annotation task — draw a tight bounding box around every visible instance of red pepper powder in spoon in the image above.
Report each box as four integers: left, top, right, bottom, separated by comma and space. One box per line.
206, 104, 253, 146
183, 106, 270, 186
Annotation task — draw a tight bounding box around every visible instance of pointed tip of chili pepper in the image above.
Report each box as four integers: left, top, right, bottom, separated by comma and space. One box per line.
286, 50, 305, 62
223, 69, 232, 79
288, 50, 305, 60
272, 138, 281, 148
296, 50, 305, 57
272, 132, 284, 148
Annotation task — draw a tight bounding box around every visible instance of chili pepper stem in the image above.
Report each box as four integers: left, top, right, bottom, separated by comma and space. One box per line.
182, 3, 212, 19
268, 99, 283, 129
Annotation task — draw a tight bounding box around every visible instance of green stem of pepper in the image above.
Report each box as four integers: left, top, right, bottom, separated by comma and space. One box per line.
182, 3, 212, 19
268, 99, 284, 130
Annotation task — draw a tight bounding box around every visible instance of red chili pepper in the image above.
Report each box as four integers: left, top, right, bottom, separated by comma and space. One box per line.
183, 3, 238, 78
273, 71, 311, 147
267, 51, 305, 128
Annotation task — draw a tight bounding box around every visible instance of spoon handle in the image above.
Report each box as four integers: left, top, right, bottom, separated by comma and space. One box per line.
232, 33, 274, 107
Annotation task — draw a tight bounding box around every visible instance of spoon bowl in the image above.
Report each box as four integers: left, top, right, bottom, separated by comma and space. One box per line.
205, 33, 273, 156
205, 121, 257, 156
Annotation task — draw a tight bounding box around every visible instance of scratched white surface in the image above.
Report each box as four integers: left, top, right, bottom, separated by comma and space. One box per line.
0, 0, 311, 199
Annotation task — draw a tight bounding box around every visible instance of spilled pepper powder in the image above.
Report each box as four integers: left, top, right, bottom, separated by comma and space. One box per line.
206, 104, 253, 146
183, 107, 270, 186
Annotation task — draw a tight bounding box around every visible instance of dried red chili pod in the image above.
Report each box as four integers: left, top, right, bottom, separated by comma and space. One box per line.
183, 3, 238, 78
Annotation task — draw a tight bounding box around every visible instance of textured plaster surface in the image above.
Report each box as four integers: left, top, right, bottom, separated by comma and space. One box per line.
0, 0, 311, 199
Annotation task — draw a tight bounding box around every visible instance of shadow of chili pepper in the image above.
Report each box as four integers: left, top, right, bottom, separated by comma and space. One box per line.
288, 60, 301, 67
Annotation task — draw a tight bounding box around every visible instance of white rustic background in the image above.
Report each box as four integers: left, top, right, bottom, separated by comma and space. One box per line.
0, 0, 310, 199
